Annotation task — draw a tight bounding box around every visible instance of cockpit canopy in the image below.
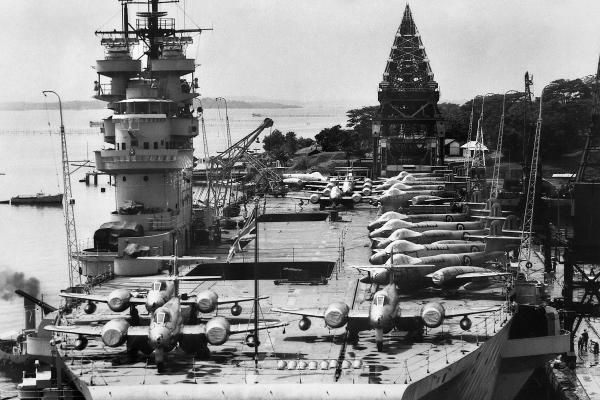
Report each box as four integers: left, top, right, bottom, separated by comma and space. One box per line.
374, 294, 388, 306
154, 311, 171, 324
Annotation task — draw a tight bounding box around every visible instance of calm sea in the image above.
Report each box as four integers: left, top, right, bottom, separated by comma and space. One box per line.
0, 105, 351, 334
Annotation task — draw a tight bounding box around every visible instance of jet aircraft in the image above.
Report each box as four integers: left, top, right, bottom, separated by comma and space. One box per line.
46, 296, 287, 371
273, 277, 497, 351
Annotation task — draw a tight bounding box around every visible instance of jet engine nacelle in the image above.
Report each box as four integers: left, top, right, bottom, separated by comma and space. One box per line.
324, 302, 350, 328
83, 301, 97, 314
370, 219, 413, 238
309, 194, 320, 204
367, 212, 407, 231
369, 250, 389, 265
196, 290, 219, 313
375, 179, 400, 191
374, 229, 423, 249
420, 302, 445, 328
359, 269, 389, 285
107, 289, 132, 312
74, 336, 88, 351
101, 318, 130, 347
351, 193, 362, 204
205, 316, 231, 345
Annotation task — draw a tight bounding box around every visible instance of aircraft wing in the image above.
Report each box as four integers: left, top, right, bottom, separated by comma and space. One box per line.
289, 195, 322, 201
217, 295, 269, 305
453, 272, 511, 280
180, 295, 269, 306
444, 307, 501, 319
467, 235, 521, 241
59, 292, 108, 303
271, 307, 324, 319
356, 267, 387, 275
45, 324, 104, 337
472, 216, 506, 221
272, 307, 368, 323
135, 275, 221, 281
180, 321, 288, 336
45, 323, 147, 337
59, 292, 148, 305
229, 321, 289, 335
137, 256, 216, 261
347, 310, 369, 320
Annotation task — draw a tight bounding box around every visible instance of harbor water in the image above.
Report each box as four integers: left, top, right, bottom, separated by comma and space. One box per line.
0, 105, 351, 333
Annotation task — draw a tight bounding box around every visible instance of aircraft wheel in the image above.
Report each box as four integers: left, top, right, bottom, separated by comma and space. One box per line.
376, 341, 383, 352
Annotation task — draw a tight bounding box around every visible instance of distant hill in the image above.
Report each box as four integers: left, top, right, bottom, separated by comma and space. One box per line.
0, 98, 301, 111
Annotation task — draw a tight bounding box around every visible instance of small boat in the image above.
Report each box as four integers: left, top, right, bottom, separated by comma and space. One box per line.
10, 193, 63, 205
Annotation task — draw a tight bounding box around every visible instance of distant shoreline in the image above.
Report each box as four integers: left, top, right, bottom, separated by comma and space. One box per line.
0, 99, 302, 111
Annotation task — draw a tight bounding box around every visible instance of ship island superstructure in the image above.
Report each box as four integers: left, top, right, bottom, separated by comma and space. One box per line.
28, 2, 575, 400
79, 0, 202, 278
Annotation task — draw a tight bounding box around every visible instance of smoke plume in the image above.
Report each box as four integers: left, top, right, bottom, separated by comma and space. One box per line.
0, 268, 40, 300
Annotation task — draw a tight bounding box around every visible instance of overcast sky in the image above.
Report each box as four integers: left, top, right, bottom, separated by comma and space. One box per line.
3, 0, 600, 105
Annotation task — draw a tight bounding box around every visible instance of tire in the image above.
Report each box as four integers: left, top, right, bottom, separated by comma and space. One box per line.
457, 223, 465, 230
445, 215, 454, 222
463, 255, 471, 265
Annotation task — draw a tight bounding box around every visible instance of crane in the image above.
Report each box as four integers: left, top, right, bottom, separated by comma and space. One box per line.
205, 118, 274, 218
576, 55, 600, 182
463, 99, 475, 174
489, 90, 521, 200
43, 90, 81, 287
518, 83, 552, 271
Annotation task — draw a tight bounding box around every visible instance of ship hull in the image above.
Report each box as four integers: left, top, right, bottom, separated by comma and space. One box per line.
10, 194, 63, 205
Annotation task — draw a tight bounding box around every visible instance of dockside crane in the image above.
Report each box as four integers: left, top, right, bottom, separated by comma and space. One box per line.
518, 81, 548, 272
490, 90, 521, 201
576, 55, 600, 182
204, 118, 274, 220
43, 90, 82, 288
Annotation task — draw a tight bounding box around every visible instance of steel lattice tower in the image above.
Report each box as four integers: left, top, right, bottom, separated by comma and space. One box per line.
372, 4, 445, 175
576, 55, 600, 182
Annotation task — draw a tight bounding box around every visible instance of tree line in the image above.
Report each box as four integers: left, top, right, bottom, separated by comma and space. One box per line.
263, 75, 596, 165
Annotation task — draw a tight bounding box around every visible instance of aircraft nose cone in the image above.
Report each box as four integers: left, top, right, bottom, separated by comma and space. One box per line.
149, 327, 170, 349
145, 292, 163, 312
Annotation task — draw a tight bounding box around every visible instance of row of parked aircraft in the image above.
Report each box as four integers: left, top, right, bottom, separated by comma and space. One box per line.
285, 170, 464, 210
273, 170, 518, 351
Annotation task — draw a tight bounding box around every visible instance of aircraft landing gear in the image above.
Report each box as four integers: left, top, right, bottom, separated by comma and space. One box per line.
130, 306, 140, 325
195, 337, 211, 359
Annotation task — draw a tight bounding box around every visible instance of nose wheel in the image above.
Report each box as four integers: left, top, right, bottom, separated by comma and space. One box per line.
130, 306, 139, 325
375, 328, 384, 352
